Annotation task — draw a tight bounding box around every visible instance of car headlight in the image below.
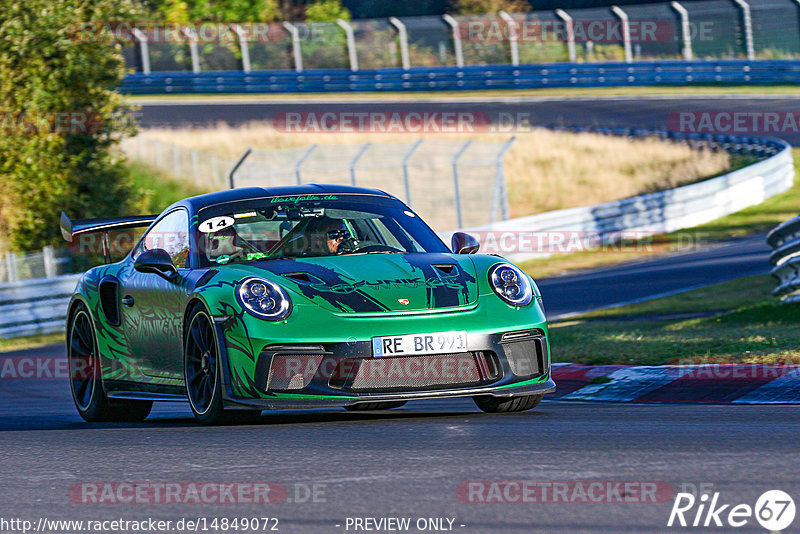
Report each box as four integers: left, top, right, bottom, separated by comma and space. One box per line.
236, 277, 292, 321
489, 264, 533, 307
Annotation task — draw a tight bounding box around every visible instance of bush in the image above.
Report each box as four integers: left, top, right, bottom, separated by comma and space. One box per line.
0, 0, 141, 252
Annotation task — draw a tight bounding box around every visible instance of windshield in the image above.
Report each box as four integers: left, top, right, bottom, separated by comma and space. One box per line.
196, 195, 449, 267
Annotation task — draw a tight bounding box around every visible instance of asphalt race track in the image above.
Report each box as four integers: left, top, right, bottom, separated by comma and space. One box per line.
0, 235, 786, 533
1, 369, 798, 533
538, 234, 771, 319
137, 95, 800, 144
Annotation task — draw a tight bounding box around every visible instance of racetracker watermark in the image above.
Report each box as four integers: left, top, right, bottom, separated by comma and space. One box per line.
457, 481, 674, 503
273, 111, 492, 134
465, 230, 714, 255
71, 22, 287, 44
0, 111, 103, 134
668, 111, 800, 134
666, 363, 800, 380
69, 482, 326, 505
461, 18, 687, 44
64, 230, 715, 260
0, 356, 88, 380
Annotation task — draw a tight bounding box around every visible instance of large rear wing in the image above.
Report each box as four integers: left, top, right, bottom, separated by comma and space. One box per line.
60, 212, 159, 263
60, 212, 158, 242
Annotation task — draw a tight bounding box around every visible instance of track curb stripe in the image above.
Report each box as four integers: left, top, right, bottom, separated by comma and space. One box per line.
548, 364, 800, 404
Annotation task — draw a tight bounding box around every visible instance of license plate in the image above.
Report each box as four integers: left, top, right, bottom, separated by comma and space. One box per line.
372, 331, 468, 357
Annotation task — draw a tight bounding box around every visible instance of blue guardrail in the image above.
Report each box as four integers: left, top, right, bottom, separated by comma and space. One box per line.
121, 59, 800, 94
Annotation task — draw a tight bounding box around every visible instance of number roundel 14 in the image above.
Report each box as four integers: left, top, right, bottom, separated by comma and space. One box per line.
199, 216, 235, 233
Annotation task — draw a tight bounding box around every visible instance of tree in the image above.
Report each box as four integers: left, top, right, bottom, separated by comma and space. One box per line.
0, 0, 139, 251
305, 0, 351, 21
156, 0, 281, 22
450, 0, 530, 14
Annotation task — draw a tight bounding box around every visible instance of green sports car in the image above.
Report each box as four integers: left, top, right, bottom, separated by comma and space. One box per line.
61, 185, 554, 424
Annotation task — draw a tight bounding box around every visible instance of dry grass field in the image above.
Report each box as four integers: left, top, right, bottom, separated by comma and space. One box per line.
138, 124, 732, 219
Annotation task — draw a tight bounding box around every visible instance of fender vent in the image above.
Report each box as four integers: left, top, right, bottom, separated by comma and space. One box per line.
283, 272, 323, 284
98, 276, 120, 326
433, 264, 456, 275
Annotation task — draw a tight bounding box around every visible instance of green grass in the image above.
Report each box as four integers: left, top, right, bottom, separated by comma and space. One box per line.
551, 275, 800, 365
0, 333, 63, 354
125, 161, 207, 215
125, 84, 800, 102
520, 149, 800, 278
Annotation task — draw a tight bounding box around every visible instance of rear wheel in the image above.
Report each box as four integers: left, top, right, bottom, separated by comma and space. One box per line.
473, 394, 542, 413
344, 401, 407, 411
184, 305, 260, 425
68, 303, 152, 422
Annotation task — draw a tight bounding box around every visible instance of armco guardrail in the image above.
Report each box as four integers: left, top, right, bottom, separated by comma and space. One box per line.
0, 274, 81, 339
443, 130, 794, 260
121, 59, 800, 94
768, 215, 800, 300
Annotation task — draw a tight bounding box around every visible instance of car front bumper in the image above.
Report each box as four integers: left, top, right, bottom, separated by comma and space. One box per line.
218, 328, 555, 410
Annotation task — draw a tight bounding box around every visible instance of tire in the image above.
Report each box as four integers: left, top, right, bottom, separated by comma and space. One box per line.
184, 304, 260, 425
344, 401, 407, 411
473, 394, 543, 413
68, 303, 152, 422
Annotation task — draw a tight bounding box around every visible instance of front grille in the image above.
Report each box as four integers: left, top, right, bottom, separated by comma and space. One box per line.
263, 352, 325, 391
330, 352, 498, 392
501, 331, 548, 378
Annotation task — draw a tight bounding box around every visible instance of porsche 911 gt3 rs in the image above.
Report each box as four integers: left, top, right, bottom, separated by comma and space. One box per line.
61, 185, 554, 424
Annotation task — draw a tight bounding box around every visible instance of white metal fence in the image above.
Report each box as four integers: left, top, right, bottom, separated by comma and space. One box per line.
0, 247, 73, 284
448, 134, 794, 262
120, 0, 800, 74
120, 137, 237, 189
123, 137, 517, 230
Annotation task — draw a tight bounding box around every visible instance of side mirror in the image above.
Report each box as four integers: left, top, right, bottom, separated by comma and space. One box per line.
451, 232, 479, 254
134, 249, 179, 280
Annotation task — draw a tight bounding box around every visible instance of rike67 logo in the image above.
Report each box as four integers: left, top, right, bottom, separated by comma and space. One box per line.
668, 490, 795, 531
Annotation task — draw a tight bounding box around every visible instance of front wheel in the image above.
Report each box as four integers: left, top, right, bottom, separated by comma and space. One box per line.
184, 305, 260, 425
68, 303, 152, 422
473, 394, 542, 413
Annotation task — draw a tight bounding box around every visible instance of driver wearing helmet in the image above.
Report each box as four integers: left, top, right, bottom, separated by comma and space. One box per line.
305, 217, 350, 256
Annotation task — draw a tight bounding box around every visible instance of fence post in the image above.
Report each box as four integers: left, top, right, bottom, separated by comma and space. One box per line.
337, 19, 359, 72
231, 24, 252, 73
181, 26, 201, 73
389, 17, 411, 70
42, 246, 56, 278
670, 1, 693, 60
498, 11, 520, 66
132, 28, 151, 74
155, 140, 163, 168
282, 22, 304, 73
191, 150, 200, 185
611, 6, 633, 63
211, 154, 218, 187
442, 15, 465, 68
451, 140, 473, 228
294, 144, 318, 185
401, 139, 424, 206
349, 143, 371, 186
491, 137, 516, 223
228, 148, 252, 189
6, 252, 18, 283
555, 9, 577, 62
173, 144, 180, 177
733, 0, 755, 60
